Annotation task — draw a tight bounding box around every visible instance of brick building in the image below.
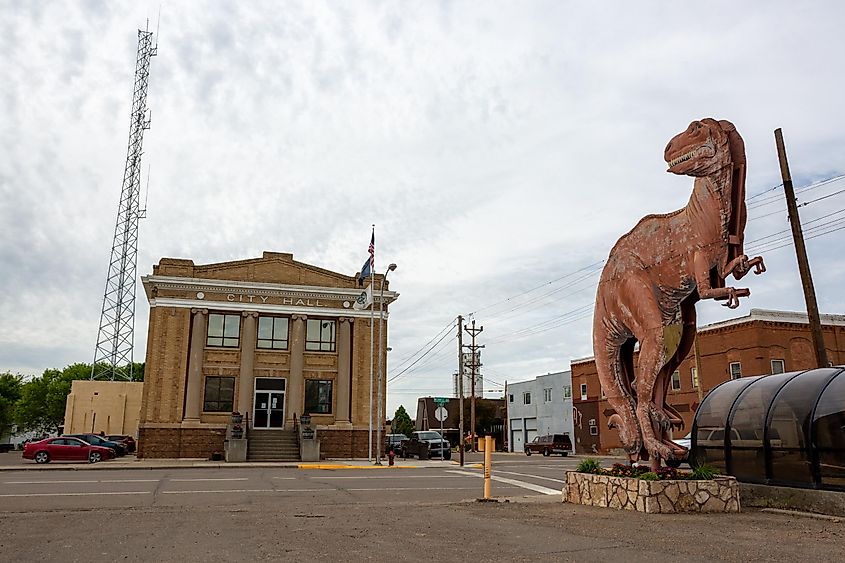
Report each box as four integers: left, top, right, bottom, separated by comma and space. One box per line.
137, 251, 397, 459
572, 309, 845, 455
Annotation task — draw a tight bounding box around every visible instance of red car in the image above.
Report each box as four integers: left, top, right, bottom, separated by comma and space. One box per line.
23, 437, 115, 464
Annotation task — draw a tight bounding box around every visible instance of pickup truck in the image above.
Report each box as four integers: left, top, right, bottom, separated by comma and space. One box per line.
401, 431, 451, 460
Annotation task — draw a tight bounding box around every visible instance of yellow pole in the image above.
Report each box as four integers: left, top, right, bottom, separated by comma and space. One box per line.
483, 436, 492, 499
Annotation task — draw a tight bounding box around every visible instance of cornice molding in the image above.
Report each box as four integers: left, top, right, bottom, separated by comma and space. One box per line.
151, 297, 390, 320
142, 275, 398, 304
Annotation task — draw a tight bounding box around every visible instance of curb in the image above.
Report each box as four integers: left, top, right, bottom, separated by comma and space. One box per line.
0, 461, 459, 472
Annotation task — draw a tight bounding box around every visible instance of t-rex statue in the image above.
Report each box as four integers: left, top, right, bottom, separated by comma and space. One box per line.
592, 118, 765, 469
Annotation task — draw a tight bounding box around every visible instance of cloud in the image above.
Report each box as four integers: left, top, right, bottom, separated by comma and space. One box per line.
0, 2, 843, 422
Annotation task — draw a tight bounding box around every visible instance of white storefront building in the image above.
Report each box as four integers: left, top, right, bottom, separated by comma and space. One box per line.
507, 371, 574, 453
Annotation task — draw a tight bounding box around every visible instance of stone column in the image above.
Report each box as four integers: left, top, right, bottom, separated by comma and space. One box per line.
238, 311, 258, 416
287, 314, 307, 427
335, 317, 352, 425
184, 308, 208, 421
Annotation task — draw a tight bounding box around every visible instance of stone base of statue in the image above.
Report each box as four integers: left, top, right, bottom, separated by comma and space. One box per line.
225, 438, 247, 462
564, 471, 740, 513
300, 438, 320, 462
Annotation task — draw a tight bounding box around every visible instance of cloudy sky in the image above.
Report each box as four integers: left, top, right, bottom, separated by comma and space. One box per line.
2, 1, 844, 416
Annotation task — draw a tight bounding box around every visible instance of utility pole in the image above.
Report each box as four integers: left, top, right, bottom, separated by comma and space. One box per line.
775, 128, 830, 368
464, 320, 484, 452
457, 316, 465, 467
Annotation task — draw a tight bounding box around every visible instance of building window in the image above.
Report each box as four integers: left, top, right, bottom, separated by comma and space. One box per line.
207, 313, 240, 347
203, 376, 235, 412
771, 359, 785, 375
305, 380, 333, 414
306, 319, 336, 352
543, 388, 552, 402
729, 362, 742, 380
508, 394, 514, 403
691, 367, 698, 389
257, 316, 289, 349
580, 384, 588, 400
563, 385, 572, 399
671, 370, 681, 391
523, 392, 531, 405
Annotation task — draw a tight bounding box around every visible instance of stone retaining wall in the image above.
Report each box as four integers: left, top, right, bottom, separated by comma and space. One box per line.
564, 471, 740, 513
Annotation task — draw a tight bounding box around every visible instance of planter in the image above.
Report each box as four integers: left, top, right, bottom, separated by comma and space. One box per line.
564, 471, 740, 513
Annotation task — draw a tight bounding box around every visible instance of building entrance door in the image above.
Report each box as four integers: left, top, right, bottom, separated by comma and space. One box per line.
253, 378, 286, 429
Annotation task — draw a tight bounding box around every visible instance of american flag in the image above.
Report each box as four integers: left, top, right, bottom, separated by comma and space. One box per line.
357, 228, 375, 286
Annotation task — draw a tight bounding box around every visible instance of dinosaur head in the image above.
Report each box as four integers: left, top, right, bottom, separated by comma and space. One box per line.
664, 118, 733, 177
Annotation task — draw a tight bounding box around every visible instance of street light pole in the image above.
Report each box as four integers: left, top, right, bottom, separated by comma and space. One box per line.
375, 263, 397, 465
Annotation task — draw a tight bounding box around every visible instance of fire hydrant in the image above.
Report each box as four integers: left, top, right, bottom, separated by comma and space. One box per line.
388, 448, 395, 466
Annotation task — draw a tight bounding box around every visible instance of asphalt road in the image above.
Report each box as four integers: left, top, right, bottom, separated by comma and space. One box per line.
1, 454, 842, 562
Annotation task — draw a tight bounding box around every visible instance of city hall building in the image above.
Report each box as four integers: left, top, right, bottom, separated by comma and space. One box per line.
137, 251, 397, 459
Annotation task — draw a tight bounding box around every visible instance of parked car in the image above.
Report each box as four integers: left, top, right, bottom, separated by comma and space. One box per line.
65, 434, 127, 456
23, 437, 114, 464
524, 434, 572, 456
385, 433, 408, 454
402, 431, 451, 460
106, 435, 136, 453
664, 432, 693, 468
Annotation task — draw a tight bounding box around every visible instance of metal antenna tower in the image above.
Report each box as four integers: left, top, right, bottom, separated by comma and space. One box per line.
91, 28, 157, 381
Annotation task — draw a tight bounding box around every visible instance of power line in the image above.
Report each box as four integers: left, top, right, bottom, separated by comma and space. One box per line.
388, 329, 456, 383
466, 259, 605, 319
390, 318, 456, 372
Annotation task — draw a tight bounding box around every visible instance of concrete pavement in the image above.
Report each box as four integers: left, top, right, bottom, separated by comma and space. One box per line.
0, 451, 486, 471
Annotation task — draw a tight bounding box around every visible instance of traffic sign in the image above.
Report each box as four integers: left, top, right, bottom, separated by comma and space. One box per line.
433, 397, 449, 406
434, 406, 448, 422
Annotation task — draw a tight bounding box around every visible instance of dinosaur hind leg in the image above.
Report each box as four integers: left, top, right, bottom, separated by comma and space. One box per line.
596, 334, 642, 459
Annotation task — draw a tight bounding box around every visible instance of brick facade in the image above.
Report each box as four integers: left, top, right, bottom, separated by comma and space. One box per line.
573, 309, 845, 455
137, 251, 397, 459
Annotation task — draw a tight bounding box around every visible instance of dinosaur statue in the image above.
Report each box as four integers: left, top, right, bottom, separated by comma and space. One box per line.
592, 118, 765, 469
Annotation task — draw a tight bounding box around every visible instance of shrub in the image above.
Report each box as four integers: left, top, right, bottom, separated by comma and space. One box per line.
655, 466, 679, 480
575, 458, 602, 474
640, 472, 659, 481
690, 464, 720, 480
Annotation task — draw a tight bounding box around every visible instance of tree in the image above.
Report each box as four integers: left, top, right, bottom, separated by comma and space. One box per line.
14, 362, 145, 433
0, 372, 23, 438
391, 405, 415, 437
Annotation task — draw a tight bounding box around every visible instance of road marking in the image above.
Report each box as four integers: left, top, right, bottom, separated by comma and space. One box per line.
160, 488, 335, 495
3, 479, 158, 485
492, 470, 567, 484
346, 487, 486, 491
99, 479, 159, 483
446, 470, 560, 495
272, 477, 297, 480
170, 477, 249, 482
161, 489, 273, 494
4, 480, 100, 485
314, 475, 472, 480
0, 491, 151, 498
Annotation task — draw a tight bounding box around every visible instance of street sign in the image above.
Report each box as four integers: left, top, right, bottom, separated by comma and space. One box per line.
433, 397, 449, 406
434, 406, 448, 422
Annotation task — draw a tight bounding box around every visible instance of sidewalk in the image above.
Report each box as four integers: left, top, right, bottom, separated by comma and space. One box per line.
0, 451, 470, 472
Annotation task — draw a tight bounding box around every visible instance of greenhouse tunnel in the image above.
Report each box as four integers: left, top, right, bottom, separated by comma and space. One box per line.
691, 367, 845, 491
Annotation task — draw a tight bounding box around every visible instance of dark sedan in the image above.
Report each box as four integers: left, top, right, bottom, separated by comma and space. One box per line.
23, 437, 114, 464
106, 435, 136, 453
65, 434, 127, 456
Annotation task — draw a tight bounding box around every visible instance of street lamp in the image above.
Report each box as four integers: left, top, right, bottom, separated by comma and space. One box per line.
374, 263, 397, 465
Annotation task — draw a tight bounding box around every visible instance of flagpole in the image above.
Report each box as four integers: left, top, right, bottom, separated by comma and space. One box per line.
368, 225, 375, 462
